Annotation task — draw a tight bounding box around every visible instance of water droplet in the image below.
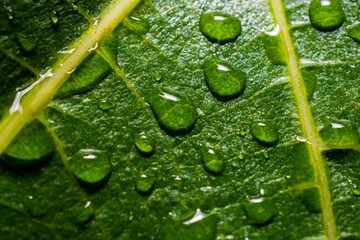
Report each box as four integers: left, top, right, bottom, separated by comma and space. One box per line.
3, 119, 55, 167
25, 197, 47, 218
347, 179, 360, 196
201, 146, 224, 175
319, 122, 359, 145
154, 72, 162, 82
240, 130, 246, 136
70, 149, 112, 186
124, 15, 150, 34
238, 153, 244, 160
147, 89, 198, 135
242, 198, 277, 226
347, 24, 360, 42
263, 25, 287, 65
308, 0, 346, 31
183, 208, 207, 225
202, 57, 247, 101
50, 11, 59, 26
250, 122, 279, 145
129, 212, 134, 221
199, 12, 242, 44
97, 100, 113, 111
134, 133, 155, 156
263, 150, 269, 159
73, 203, 94, 225
294, 186, 322, 213
136, 174, 155, 194
16, 33, 36, 54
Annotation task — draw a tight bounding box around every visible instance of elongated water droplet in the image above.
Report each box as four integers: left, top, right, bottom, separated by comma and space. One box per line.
50, 11, 59, 26
147, 89, 198, 135
347, 24, 360, 42
308, 0, 346, 31
203, 57, 247, 101
3, 120, 55, 167
199, 12, 241, 44
136, 174, 155, 194
70, 149, 112, 186
134, 133, 155, 156
319, 122, 359, 145
16, 33, 36, 54
250, 122, 279, 145
295, 186, 322, 213
242, 198, 277, 226
201, 147, 224, 175
125, 15, 150, 34
97, 100, 113, 111
263, 25, 287, 65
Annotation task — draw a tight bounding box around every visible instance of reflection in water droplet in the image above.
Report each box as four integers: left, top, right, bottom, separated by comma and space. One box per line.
97, 100, 113, 111
201, 146, 224, 175
203, 57, 247, 101
347, 24, 360, 42
308, 0, 345, 31
319, 122, 359, 145
50, 11, 59, 26
10, 69, 53, 113
183, 208, 207, 225
147, 89, 198, 135
136, 174, 155, 194
124, 15, 150, 34
134, 133, 155, 156
263, 25, 287, 65
199, 12, 242, 44
250, 121, 279, 145
70, 149, 112, 186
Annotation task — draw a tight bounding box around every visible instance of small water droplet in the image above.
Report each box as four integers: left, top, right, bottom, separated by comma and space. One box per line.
294, 186, 322, 213
201, 146, 224, 175
199, 12, 242, 44
154, 72, 162, 82
124, 15, 150, 34
70, 149, 112, 186
147, 89, 198, 135
263, 25, 287, 65
347, 24, 360, 42
129, 212, 134, 221
134, 133, 155, 156
136, 174, 155, 194
308, 0, 346, 31
240, 130, 246, 136
203, 57, 247, 101
6, 6, 14, 20
242, 198, 277, 225
263, 150, 269, 159
50, 11, 59, 26
25, 197, 47, 218
97, 100, 113, 111
16, 33, 36, 54
348, 179, 360, 196
319, 122, 359, 145
238, 153, 244, 160
73, 203, 94, 225
250, 122, 279, 145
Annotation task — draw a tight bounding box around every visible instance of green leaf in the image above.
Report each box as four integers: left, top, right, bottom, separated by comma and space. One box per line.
0, 0, 359, 239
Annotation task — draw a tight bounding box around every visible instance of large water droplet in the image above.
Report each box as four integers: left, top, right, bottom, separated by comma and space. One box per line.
136, 174, 155, 194
250, 122, 279, 145
347, 24, 360, 42
319, 122, 359, 145
199, 12, 242, 44
263, 25, 287, 65
308, 0, 346, 31
97, 100, 113, 111
202, 57, 247, 101
16, 33, 36, 54
242, 198, 277, 226
124, 15, 150, 34
134, 133, 155, 156
70, 149, 112, 186
201, 146, 224, 175
3, 120, 55, 167
295, 186, 322, 213
147, 89, 198, 135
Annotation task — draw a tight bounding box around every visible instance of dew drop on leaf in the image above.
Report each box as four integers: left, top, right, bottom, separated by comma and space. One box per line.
154, 72, 162, 82
263, 25, 287, 65
124, 15, 150, 34
199, 12, 241, 44
295, 186, 322, 213
202, 57, 247, 101
250, 122, 279, 145
308, 0, 345, 31
97, 100, 114, 111
16, 33, 36, 54
347, 179, 360, 196
263, 150, 269, 159
3, 119, 55, 167
238, 153, 244, 160
347, 24, 360, 42
319, 122, 359, 145
70, 149, 112, 186
147, 89, 198, 135
201, 146, 224, 175
242, 198, 277, 226
73, 203, 94, 225
50, 11, 59, 26
134, 133, 155, 157
25, 196, 47, 218
136, 174, 155, 194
